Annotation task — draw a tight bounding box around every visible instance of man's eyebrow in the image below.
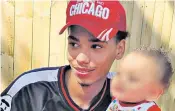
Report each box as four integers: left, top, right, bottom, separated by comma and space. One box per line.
68, 35, 79, 42
89, 38, 107, 43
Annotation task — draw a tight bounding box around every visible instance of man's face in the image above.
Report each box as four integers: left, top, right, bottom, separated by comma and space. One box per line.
67, 25, 123, 86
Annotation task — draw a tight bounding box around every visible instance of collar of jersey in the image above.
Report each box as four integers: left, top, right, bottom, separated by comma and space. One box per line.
58, 65, 108, 111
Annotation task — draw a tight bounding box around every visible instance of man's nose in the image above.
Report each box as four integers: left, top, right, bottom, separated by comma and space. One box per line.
76, 53, 90, 66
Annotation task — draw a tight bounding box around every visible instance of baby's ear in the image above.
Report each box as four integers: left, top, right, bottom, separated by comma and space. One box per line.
146, 88, 164, 101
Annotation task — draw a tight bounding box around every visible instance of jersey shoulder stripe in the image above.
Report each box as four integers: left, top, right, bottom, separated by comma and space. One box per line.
1, 67, 59, 97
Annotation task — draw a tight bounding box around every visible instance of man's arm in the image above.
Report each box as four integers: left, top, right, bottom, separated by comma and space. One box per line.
1, 67, 59, 111
0, 86, 32, 111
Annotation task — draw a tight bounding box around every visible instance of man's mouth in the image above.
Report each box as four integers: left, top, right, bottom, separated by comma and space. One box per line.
74, 67, 95, 75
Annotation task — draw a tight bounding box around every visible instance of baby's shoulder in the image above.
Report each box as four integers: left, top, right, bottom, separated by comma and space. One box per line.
147, 103, 161, 111
136, 101, 160, 111
106, 100, 161, 111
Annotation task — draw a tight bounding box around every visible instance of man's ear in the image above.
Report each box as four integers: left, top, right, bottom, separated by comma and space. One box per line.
115, 40, 125, 60
146, 88, 164, 101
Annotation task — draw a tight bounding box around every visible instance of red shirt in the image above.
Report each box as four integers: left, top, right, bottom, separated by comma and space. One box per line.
106, 99, 161, 111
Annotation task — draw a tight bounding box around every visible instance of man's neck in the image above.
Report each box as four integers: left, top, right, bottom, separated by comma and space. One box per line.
65, 69, 106, 109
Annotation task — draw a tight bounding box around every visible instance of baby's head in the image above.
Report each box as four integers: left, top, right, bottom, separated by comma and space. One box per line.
111, 47, 173, 102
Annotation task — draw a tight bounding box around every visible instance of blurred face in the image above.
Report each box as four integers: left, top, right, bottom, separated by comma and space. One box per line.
67, 25, 124, 86
111, 52, 162, 102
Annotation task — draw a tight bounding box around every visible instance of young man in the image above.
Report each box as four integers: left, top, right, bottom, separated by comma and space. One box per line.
0, 0, 128, 111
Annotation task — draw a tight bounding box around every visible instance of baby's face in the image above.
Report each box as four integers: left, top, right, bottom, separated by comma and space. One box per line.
111, 52, 163, 102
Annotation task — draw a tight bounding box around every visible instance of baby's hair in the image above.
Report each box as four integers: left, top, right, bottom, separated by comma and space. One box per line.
133, 47, 174, 90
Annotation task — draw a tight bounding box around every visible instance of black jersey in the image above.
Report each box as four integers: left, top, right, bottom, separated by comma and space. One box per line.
1, 65, 114, 111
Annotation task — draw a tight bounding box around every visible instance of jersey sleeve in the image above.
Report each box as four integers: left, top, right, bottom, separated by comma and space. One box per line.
147, 105, 161, 111
1, 67, 59, 111
0, 71, 34, 111
0, 86, 32, 111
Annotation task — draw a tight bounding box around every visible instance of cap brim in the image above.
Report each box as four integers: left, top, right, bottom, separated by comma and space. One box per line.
59, 20, 99, 37
59, 22, 72, 35
59, 20, 118, 41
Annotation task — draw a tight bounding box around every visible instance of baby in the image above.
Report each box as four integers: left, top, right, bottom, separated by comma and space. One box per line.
107, 48, 173, 111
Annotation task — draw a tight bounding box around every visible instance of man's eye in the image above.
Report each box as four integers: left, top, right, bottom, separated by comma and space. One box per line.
69, 42, 79, 48
91, 44, 102, 49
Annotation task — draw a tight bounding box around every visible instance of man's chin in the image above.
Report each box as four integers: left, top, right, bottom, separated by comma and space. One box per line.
76, 78, 95, 87
78, 82, 91, 87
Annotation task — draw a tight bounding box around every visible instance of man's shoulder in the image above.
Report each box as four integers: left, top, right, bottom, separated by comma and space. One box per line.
1, 66, 61, 97
0, 66, 70, 111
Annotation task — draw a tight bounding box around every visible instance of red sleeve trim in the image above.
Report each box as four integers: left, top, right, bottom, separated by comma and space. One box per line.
148, 105, 161, 111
